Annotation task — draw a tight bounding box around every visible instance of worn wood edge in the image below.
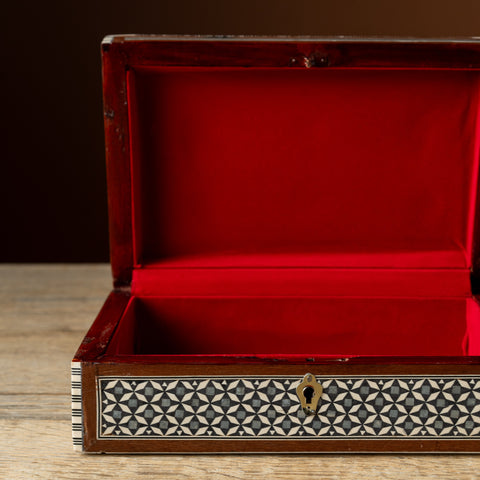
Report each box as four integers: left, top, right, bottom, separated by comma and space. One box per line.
106, 37, 480, 70
102, 39, 133, 286
82, 439, 480, 455
104, 34, 480, 44
73, 290, 129, 362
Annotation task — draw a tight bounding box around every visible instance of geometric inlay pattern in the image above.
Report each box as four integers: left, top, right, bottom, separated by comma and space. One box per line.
97, 375, 480, 439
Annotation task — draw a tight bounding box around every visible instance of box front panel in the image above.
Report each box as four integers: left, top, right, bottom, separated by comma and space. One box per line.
75, 364, 480, 452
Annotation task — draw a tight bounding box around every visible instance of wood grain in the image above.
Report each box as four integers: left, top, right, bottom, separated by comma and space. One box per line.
0, 264, 479, 478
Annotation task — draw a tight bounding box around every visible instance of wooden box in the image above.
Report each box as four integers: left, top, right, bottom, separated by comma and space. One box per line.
72, 36, 480, 453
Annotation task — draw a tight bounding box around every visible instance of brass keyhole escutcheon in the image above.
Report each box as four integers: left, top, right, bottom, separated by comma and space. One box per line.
296, 373, 323, 416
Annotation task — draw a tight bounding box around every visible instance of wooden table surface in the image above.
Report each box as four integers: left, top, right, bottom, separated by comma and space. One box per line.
1, 264, 479, 479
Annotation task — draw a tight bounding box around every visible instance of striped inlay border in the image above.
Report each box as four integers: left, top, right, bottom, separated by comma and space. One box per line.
71, 363, 83, 451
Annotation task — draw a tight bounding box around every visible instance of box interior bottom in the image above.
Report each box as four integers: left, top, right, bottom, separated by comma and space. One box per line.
106, 296, 480, 357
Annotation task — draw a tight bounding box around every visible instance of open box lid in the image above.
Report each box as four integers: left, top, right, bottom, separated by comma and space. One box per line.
102, 36, 480, 298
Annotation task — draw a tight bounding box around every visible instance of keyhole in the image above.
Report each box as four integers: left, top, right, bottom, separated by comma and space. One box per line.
303, 386, 315, 404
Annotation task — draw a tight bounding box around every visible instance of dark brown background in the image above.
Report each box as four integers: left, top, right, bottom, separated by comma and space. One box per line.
2, 0, 480, 262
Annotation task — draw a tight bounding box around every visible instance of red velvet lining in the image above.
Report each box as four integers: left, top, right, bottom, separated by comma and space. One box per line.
466, 298, 480, 355
132, 266, 470, 298
128, 67, 480, 268
119, 66, 480, 358
107, 296, 480, 357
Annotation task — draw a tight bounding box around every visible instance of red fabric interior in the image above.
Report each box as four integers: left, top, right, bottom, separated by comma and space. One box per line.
128, 67, 480, 268
107, 296, 480, 357
115, 66, 480, 358
132, 266, 471, 298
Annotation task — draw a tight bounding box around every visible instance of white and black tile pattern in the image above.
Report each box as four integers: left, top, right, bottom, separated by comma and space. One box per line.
71, 363, 83, 450
96, 375, 480, 439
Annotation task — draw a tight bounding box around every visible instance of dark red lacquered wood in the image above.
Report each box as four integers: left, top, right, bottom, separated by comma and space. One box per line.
73, 291, 129, 362
107, 36, 480, 70
96, 353, 480, 365
83, 437, 480, 454
102, 42, 133, 287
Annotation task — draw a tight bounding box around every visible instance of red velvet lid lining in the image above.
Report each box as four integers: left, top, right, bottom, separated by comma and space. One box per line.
125, 66, 480, 295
